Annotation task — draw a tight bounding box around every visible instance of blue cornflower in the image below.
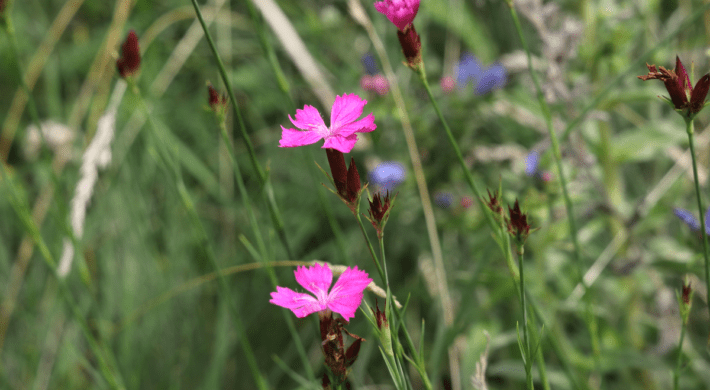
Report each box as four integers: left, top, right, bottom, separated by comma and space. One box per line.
456, 52, 507, 95
361, 53, 379, 75
369, 161, 406, 191
525, 150, 552, 182
674, 208, 710, 234
434, 192, 454, 209
525, 151, 540, 177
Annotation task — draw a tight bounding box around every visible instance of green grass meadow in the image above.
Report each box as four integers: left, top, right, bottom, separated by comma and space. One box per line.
3, 0, 710, 389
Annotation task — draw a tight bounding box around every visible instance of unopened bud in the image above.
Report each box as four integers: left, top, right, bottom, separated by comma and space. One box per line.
371, 300, 393, 356
396, 24, 422, 71
116, 30, 141, 78
326, 148, 348, 198
346, 157, 361, 203
679, 280, 693, 325
367, 191, 395, 238
506, 199, 532, 249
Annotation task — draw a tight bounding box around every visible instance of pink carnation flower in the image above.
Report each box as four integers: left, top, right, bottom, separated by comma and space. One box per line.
270, 263, 372, 321
279, 93, 376, 154
374, 0, 420, 31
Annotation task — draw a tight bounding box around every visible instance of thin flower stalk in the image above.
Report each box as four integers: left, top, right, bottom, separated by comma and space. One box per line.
209, 87, 315, 381
190, 0, 294, 259
127, 77, 269, 390
362, 2, 464, 386
503, 0, 602, 384
673, 281, 693, 390
684, 120, 710, 323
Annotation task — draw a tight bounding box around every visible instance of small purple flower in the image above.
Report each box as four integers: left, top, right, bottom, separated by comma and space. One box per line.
525, 151, 540, 177
673, 208, 710, 235
456, 52, 507, 95
434, 192, 454, 209
362, 53, 379, 75
457, 53, 482, 86
369, 161, 406, 191
475, 64, 507, 95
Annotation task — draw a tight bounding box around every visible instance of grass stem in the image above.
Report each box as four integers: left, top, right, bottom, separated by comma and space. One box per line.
685, 120, 710, 327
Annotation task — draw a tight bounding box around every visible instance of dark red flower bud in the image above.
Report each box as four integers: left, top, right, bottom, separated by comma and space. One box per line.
638, 56, 710, 118
0, 0, 6, 14
396, 24, 422, 71
507, 199, 531, 244
371, 300, 388, 330
207, 84, 228, 113
116, 30, 141, 78
326, 148, 348, 198
485, 189, 503, 217
682, 281, 692, 305
368, 191, 392, 225
346, 157, 361, 202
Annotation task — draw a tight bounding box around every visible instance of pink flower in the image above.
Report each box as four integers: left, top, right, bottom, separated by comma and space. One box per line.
279, 93, 376, 154
270, 263, 372, 321
374, 0, 420, 31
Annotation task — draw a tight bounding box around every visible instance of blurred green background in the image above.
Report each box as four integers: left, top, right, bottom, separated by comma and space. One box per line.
2, 0, 710, 388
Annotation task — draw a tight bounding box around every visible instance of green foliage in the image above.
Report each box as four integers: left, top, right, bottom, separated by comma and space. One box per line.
2, 0, 710, 389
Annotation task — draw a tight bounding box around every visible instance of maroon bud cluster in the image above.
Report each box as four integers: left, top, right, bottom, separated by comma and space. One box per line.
638, 56, 710, 118
372, 300, 388, 330
207, 85, 228, 114
367, 191, 394, 238
485, 189, 503, 217
319, 312, 364, 387
116, 30, 141, 78
506, 200, 531, 243
325, 148, 363, 213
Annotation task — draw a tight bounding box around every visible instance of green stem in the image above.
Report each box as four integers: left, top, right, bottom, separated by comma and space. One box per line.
355, 211, 386, 284
518, 248, 533, 390
189, 0, 293, 259
672, 317, 688, 390
685, 120, 710, 324
504, 1, 601, 384
215, 115, 315, 382
416, 68, 500, 235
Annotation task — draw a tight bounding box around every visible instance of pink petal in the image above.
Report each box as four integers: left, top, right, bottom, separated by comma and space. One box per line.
374, 0, 419, 31
326, 266, 372, 321
294, 263, 333, 298
330, 94, 368, 134
290, 105, 327, 132
336, 113, 376, 138
322, 134, 359, 153
279, 126, 324, 148
269, 286, 325, 318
